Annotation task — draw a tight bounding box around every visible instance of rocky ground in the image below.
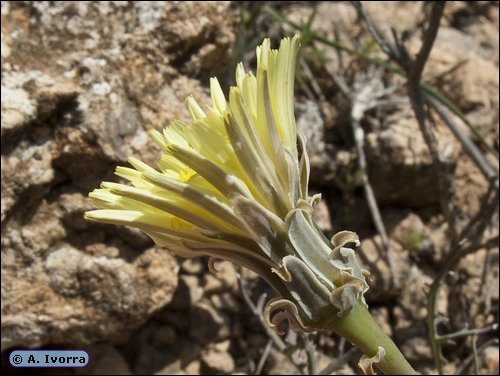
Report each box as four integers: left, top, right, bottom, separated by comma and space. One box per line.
1, 1, 498, 375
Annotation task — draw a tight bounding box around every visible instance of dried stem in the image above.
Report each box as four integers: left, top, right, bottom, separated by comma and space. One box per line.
345, 2, 499, 374
255, 338, 273, 375
455, 338, 499, 375
404, 2, 459, 246
350, 84, 399, 289
318, 347, 361, 375
424, 93, 499, 188
351, 1, 399, 61
238, 276, 279, 348
438, 323, 499, 341
427, 186, 499, 374
300, 333, 317, 375
300, 58, 326, 102
472, 334, 480, 375
407, 2, 446, 91
329, 65, 400, 290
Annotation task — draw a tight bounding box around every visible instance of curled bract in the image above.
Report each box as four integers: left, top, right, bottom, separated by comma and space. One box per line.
263, 297, 312, 335
359, 346, 386, 375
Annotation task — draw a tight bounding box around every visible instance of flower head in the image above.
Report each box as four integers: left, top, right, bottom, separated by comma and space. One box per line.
85, 35, 369, 333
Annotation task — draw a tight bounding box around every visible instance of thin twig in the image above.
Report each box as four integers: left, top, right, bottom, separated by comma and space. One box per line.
427, 186, 499, 374
237, 274, 305, 374
424, 93, 499, 189
238, 274, 285, 351
457, 187, 499, 254
255, 338, 274, 375
300, 58, 326, 102
455, 338, 499, 375
318, 347, 361, 375
429, 59, 469, 81
456, 235, 499, 261
438, 323, 499, 342
403, 2, 459, 249
338, 337, 346, 356
360, 1, 498, 187
351, 0, 399, 61
350, 81, 399, 289
331, 67, 400, 289
300, 333, 317, 375
341, 3, 498, 374
480, 245, 496, 315
472, 334, 480, 375
407, 2, 446, 91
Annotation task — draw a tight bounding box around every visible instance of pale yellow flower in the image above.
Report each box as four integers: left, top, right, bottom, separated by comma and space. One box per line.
85, 35, 369, 332
84, 36, 419, 375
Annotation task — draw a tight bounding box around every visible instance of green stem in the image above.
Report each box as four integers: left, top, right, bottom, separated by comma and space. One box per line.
326, 303, 418, 375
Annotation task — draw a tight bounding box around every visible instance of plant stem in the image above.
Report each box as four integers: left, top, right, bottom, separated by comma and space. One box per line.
327, 303, 417, 375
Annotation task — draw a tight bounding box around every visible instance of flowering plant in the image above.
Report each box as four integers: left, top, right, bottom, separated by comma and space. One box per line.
85, 35, 416, 375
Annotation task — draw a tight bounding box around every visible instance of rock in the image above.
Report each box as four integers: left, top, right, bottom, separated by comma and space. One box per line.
296, 99, 325, 158
201, 347, 235, 375
133, 331, 201, 374
1, 246, 179, 351
203, 260, 238, 294
1, 132, 56, 222
370, 306, 392, 337
365, 107, 458, 207
154, 359, 182, 376
449, 247, 499, 329
384, 210, 434, 259
399, 336, 433, 365
157, 310, 190, 332
134, 343, 176, 375
170, 337, 202, 367
407, 25, 499, 149
266, 347, 304, 376
358, 235, 411, 302
1, 0, 235, 354
210, 292, 241, 314
362, 1, 425, 35
168, 275, 203, 311
150, 325, 177, 348
181, 258, 205, 275
184, 360, 201, 375
188, 302, 231, 344
392, 266, 436, 359
312, 196, 333, 233
482, 346, 500, 375
74, 344, 131, 375
451, 157, 490, 224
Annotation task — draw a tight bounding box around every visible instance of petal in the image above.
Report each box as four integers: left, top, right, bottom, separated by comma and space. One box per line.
225, 111, 289, 214
257, 35, 301, 155
210, 77, 227, 114
283, 147, 300, 205
186, 95, 206, 121
166, 143, 253, 199
257, 66, 289, 188
100, 181, 237, 233
231, 194, 294, 265
142, 169, 243, 229
84, 209, 206, 243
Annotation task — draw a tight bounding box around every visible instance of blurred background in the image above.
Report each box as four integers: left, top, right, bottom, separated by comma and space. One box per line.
1, 1, 498, 375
